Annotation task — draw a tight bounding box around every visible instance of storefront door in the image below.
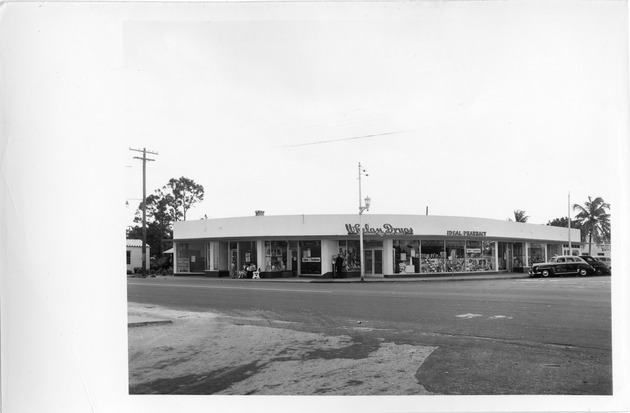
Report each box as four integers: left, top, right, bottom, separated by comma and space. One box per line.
499, 242, 513, 271
364, 249, 383, 275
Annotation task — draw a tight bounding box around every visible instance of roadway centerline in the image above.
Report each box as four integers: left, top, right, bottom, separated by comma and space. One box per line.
127, 282, 334, 294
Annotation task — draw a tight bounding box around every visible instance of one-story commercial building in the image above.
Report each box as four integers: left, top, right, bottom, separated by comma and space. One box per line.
126, 239, 150, 273
172, 212, 583, 278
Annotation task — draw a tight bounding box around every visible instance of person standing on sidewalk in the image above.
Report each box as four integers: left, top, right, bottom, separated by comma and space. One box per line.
335, 254, 344, 279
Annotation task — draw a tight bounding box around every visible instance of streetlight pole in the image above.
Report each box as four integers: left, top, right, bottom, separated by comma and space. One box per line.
567, 191, 573, 255
358, 162, 370, 282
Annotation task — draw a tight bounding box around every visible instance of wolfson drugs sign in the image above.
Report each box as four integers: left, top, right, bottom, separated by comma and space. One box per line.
346, 223, 414, 236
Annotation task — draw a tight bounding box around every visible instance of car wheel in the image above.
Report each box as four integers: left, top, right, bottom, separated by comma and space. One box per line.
541, 269, 550, 277
578, 268, 588, 276
595, 268, 603, 276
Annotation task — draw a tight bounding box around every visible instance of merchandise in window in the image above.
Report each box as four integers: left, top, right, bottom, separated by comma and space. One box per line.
528, 243, 545, 266
337, 240, 360, 272
513, 243, 525, 268
421, 240, 445, 273
466, 240, 495, 271
393, 240, 420, 274
446, 240, 465, 272
299, 240, 321, 275
265, 241, 287, 271
176, 241, 207, 273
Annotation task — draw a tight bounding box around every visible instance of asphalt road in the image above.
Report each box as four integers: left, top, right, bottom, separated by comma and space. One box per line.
127, 276, 612, 395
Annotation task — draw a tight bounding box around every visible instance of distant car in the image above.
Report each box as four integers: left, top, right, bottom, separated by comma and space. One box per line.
579, 255, 612, 275
529, 255, 595, 278
595, 256, 612, 270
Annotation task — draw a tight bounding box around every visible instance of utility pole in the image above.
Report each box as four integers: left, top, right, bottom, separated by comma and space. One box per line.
130, 147, 158, 277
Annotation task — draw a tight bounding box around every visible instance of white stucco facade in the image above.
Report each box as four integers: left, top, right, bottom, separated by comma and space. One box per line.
126, 239, 150, 273
172, 214, 581, 278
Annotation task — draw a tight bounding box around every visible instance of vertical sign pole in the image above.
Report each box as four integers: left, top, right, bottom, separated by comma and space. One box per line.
359, 162, 364, 282
567, 191, 573, 255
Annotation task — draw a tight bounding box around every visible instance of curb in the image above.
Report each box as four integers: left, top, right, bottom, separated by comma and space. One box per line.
128, 318, 173, 328
134, 273, 531, 283
309, 274, 529, 283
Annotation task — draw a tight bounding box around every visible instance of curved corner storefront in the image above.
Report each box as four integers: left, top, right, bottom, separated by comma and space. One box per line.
172, 214, 582, 278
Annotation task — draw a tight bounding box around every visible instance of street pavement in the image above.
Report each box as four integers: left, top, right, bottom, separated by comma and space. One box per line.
127, 272, 528, 326
127, 273, 612, 395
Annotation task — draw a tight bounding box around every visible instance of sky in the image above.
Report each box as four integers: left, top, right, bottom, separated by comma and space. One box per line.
123, 1, 627, 227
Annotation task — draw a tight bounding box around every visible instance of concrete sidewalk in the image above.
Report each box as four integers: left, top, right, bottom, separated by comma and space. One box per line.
293, 272, 528, 283
134, 272, 530, 283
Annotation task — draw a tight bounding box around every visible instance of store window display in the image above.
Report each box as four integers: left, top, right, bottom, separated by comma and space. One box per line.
338, 240, 360, 272
299, 240, 321, 275
421, 240, 445, 272
176, 241, 207, 273
513, 243, 525, 268
466, 240, 495, 271
393, 240, 420, 274
446, 240, 465, 272
265, 241, 287, 271
528, 243, 545, 266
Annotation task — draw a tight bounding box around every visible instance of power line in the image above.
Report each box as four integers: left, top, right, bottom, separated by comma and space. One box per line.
130, 147, 158, 277
279, 129, 411, 148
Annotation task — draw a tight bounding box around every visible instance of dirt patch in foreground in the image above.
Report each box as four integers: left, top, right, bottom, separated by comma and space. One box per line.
128, 303, 437, 395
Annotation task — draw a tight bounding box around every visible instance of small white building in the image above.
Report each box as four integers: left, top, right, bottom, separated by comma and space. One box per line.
126, 239, 150, 273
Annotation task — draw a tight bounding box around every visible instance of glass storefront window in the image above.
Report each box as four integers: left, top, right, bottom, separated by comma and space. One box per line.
299, 240, 321, 275
393, 240, 420, 274
206, 242, 220, 271
421, 240, 445, 273
176, 241, 207, 273
446, 240, 465, 272
338, 240, 360, 272
547, 244, 561, 261
466, 240, 495, 271
264, 241, 287, 271
528, 243, 545, 266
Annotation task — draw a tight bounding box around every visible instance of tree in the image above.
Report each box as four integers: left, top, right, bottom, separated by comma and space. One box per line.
509, 210, 529, 223
166, 177, 205, 221
546, 217, 582, 229
127, 176, 205, 259
572, 196, 611, 255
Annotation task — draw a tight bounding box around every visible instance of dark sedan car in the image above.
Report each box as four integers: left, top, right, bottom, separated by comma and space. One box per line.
529, 255, 595, 278
579, 255, 612, 275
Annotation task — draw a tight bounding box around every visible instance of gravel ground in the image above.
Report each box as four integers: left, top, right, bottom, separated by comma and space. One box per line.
128, 303, 437, 395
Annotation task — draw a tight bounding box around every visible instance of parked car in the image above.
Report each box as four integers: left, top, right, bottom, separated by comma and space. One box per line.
579, 255, 611, 275
596, 256, 612, 270
529, 255, 595, 278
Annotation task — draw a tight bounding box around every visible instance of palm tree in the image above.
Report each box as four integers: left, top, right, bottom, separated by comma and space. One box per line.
572, 196, 611, 255
513, 210, 529, 223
